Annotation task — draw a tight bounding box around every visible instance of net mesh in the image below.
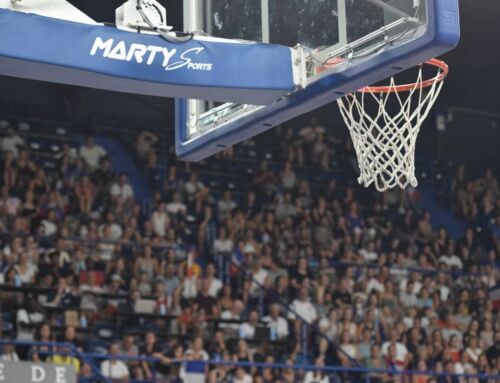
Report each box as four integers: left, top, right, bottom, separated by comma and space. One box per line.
337, 64, 446, 192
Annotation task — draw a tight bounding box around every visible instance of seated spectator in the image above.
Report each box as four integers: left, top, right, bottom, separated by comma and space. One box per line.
100, 343, 130, 383
289, 287, 318, 324
464, 336, 483, 364
239, 310, 260, 339
204, 263, 223, 298
184, 172, 209, 212
195, 279, 219, 318
485, 332, 500, 366
110, 173, 134, 203
382, 330, 409, 371
0, 342, 19, 361
119, 335, 138, 358
184, 336, 209, 361
338, 330, 358, 366
217, 190, 237, 221
263, 303, 289, 340
49, 344, 80, 373
31, 323, 53, 362
304, 357, 329, 383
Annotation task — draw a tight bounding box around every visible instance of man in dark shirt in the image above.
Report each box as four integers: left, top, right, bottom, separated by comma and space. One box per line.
195, 279, 219, 318
332, 278, 352, 308
486, 332, 500, 366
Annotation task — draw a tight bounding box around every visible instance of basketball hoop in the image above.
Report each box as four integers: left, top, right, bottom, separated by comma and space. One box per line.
333, 59, 448, 192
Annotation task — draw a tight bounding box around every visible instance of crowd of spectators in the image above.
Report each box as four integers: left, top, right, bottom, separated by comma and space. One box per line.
0, 117, 498, 383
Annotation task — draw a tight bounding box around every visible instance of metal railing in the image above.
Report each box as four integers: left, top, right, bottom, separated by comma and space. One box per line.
1, 340, 499, 383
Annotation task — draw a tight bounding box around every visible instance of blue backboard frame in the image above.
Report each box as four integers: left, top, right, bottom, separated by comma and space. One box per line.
176, 0, 460, 161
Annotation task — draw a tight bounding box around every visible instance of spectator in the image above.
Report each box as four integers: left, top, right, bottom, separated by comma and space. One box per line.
49, 344, 81, 373
304, 357, 329, 383
184, 336, 209, 361
1, 126, 24, 157
110, 173, 134, 202
381, 329, 409, 371
0, 342, 19, 361
100, 343, 130, 382
289, 287, 318, 325
238, 310, 260, 339
136, 131, 158, 163
263, 303, 289, 340
79, 136, 107, 170
217, 190, 237, 221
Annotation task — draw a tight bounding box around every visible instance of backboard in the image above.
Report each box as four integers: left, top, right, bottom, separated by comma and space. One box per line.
176, 0, 460, 161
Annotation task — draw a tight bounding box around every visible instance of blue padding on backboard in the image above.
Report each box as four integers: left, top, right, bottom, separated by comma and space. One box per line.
176, 0, 460, 161
0, 9, 295, 105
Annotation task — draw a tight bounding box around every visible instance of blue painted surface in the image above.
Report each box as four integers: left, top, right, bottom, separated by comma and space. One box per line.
176, 0, 461, 161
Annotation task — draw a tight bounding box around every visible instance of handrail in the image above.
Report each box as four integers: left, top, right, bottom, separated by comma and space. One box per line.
1, 341, 499, 383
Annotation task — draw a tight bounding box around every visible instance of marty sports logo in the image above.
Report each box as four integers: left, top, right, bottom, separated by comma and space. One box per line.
90, 37, 213, 71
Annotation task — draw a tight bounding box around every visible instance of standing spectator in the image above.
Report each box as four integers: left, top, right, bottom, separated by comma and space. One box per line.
136, 131, 158, 163
79, 136, 107, 170
1, 126, 24, 157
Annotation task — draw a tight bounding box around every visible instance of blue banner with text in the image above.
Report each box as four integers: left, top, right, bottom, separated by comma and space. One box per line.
0, 9, 295, 104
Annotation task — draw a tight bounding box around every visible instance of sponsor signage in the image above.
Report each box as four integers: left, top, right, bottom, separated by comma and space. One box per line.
0, 361, 76, 383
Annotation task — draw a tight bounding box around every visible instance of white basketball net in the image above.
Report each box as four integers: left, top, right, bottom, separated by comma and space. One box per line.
337, 63, 446, 192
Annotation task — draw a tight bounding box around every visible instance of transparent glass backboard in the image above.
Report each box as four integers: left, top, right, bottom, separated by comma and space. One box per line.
178, 0, 458, 160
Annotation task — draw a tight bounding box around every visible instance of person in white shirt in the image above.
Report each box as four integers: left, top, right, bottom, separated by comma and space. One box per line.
289, 288, 318, 324
304, 357, 330, 383
1, 127, 24, 158
166, 192, 187, 216
250, 259, 268, 298
213, 230, 234, 256
381, 329, 409, 367
184, 336, 210, 361
464, 336, 483, 364
0, 186, 20, 216
217, 190, 237, 221
100, 343, 130, 382
151, 201, 170, 238
205, 263, 223, 298
220, 300, 244, 335
239, 310, 259, 339
359, 241, 378, 262
435, 272, 451, 302
0, 343, 19, 361
399, 281, 418, 307
110, 174, 134, 202
233, 367, 252, 383
263, 304, 289, 340
79, 136, 107, 170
